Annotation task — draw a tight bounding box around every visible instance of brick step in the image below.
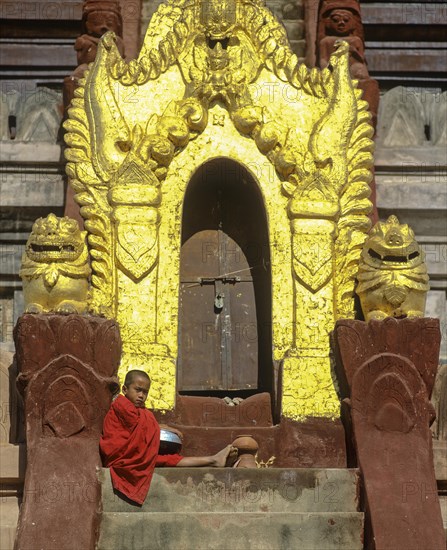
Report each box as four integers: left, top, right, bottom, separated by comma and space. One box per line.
100, 467, 360, 514
97, 511, 364, 550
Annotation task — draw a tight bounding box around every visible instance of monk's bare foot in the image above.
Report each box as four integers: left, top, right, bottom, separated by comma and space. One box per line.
226, 446, 239, 467
212, 445, 238, 467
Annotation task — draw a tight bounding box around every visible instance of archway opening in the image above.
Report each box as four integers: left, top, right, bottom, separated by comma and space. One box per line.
178, 158, 273, 401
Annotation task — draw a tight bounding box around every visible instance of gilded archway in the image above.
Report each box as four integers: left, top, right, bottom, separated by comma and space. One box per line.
64, 0, 374, 418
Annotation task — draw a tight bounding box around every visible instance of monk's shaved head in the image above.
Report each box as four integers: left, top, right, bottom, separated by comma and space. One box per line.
124, 369, 151, 387
123, 370, 151, 408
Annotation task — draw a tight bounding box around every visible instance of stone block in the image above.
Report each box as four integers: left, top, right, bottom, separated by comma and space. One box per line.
141, 0, 164, 33
426, 293, 447, 360
0, 142, 62, 163
431, 364, 447, 441
282, 20, 305, 40
265, 0, 283, 19
0, 296, 14, 341
420, 241, 447, 278
98, 511, 364, 550
0, 444, 26, 481
100, 468, 360, 514
0, 173, 64, 208
0, 244, 24, 277
440, 495, 447, 533
376, 178, 447, 213
376, 88, 444, 146
0, 526, 15, 550
430, 91, 446, 146
1, 1, 83, 20
433, 440, 447, 483
0, 495, 20, 550
0, 347, 15, 444
173, 393, 273, 427
13, 291, 24, 327
0, 92, 9, 140
374, 145, 447, 168
0, 87, 62, 143
153, 417, 347, 469
282, 1, 304, 20
377, 87, 426, 147
376, 176, 447, 239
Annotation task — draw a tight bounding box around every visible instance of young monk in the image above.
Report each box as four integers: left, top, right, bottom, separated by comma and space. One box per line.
100, 369, 235, 505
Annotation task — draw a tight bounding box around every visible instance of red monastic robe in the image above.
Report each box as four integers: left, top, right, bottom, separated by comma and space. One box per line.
100, 395, 182, 505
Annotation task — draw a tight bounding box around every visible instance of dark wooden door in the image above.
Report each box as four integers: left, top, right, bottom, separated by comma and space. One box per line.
178, 160, 271, 393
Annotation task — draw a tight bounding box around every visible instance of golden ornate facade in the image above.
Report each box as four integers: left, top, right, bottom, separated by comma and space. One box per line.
64, 0, 374, 417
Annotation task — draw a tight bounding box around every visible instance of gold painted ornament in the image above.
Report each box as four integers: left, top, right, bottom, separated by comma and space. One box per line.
20, 214, 91, 314
64, 0, 374, 417
356, 215, 429, 321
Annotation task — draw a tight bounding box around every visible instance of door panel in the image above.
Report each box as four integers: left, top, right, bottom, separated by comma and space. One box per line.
226, 280, 258, 389
179, 282, 222, 390
178, 159, 271, 394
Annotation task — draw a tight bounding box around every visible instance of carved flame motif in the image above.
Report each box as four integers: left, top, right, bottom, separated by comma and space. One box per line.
64, 0, 374, 417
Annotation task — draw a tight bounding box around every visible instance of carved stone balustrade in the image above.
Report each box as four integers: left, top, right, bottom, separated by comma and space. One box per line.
14, 314, 121, 550
333, 317, 445, 550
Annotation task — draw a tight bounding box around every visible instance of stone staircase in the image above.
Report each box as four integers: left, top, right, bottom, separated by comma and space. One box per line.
97, 468, 364, 550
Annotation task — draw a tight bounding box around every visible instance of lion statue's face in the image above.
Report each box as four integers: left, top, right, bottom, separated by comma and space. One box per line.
26, 213, 86, 264
362, 215, 424, 270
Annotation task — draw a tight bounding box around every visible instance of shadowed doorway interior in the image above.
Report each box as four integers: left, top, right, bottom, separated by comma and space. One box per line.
178, 158, 273, 402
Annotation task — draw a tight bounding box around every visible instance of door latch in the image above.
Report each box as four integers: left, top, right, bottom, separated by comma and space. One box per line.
214, 279, 224, 311
214, 292, 224, 310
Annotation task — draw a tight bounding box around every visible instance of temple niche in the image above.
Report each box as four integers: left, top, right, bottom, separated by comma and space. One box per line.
63, 0, 374, 418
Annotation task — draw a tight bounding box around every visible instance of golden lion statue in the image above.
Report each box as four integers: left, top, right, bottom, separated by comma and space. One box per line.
20, 214, 91, 314
356, 215, 429, 321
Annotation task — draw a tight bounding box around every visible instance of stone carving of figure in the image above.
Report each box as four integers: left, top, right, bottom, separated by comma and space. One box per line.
318, 5, 368, 80
317, 0, 379, 128
63, 0, 125, 112
75, 1, 124, 65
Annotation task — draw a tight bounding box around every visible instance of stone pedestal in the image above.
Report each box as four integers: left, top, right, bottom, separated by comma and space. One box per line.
13, 314, 121, 550
156, 394, 347, 468
333, 318, 445, 550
